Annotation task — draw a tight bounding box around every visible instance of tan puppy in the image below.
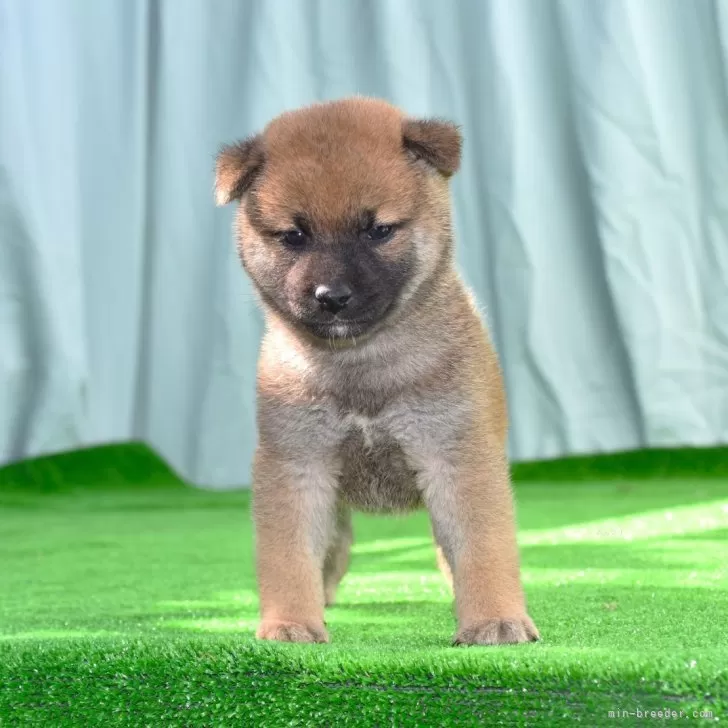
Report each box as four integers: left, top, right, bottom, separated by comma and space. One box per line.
215, 97, 539, 646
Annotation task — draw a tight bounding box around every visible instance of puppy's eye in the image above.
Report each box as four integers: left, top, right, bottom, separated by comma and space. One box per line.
282, 230, 306, 248
366, 224, 394, 242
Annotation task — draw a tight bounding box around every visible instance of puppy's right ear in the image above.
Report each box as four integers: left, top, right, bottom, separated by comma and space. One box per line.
215, 135, 265, 206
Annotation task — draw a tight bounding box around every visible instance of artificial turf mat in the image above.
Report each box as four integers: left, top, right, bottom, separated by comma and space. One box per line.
1, 444, 726, 727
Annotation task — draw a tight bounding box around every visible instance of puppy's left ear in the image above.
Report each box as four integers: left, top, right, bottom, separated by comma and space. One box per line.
402, 118, 462, 176
215, 135, 265, 206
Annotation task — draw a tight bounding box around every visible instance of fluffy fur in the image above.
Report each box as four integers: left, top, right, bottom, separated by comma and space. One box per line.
215, 96, 539, 646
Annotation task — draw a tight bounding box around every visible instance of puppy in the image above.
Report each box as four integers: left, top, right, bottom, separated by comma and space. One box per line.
215, 97, 539, 646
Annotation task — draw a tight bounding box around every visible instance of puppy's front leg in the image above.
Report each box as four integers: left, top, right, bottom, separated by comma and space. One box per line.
252, 447, 337, 643
422, 447, 539, 646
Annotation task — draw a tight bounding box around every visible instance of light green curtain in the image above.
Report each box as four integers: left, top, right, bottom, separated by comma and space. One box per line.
2, 0, 727, 487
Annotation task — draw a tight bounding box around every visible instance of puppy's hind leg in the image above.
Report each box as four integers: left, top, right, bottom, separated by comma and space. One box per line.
323, 503, 353, 607
434, 539, 454, 592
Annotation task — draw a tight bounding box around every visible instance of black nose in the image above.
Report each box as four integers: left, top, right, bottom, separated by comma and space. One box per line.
315, 283, 352, 314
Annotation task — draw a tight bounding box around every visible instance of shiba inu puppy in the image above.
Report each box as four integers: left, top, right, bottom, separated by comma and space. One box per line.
215, 97, 539, 646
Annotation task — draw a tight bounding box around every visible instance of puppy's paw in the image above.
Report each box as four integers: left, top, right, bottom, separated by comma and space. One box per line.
454, 616, 539, 646
256, 620, 329, 644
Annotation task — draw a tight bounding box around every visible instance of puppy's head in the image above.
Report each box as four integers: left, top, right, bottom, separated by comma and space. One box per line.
216, 97, 461, 342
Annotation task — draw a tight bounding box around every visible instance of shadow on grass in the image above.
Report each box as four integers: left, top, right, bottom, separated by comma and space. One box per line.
674, 527, 728, 541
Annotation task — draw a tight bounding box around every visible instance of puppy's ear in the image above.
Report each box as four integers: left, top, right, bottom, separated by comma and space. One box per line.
215, 135, 265, 206
402, 118, 462, 176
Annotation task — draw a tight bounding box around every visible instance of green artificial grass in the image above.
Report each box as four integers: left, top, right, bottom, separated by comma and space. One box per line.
1, 444, 726, 727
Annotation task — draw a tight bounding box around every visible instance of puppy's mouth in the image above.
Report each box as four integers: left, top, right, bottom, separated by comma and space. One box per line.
302, 317, 375, 340
301, 301, 400, 338
288, 297, 399, 343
